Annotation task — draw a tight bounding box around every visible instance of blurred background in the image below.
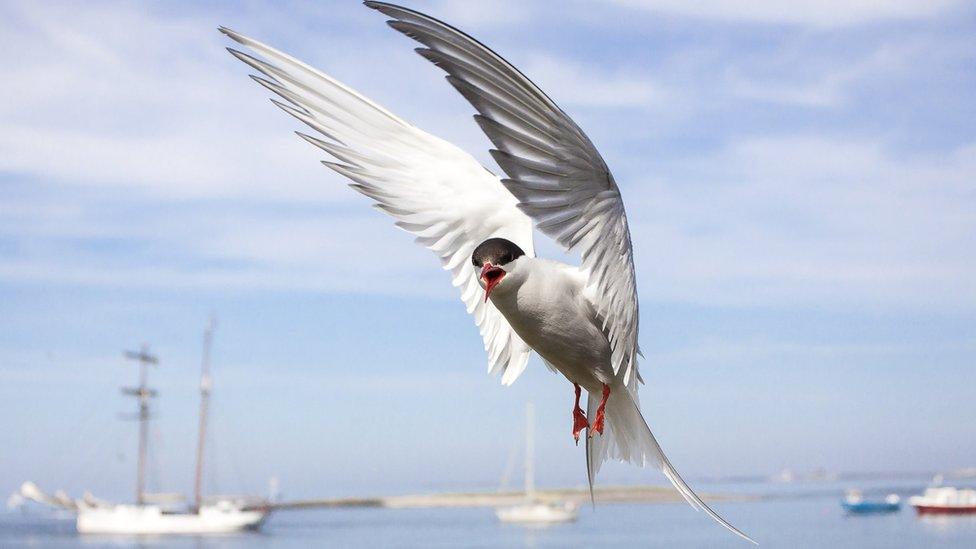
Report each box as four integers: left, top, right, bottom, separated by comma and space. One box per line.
1, 0, 974, 546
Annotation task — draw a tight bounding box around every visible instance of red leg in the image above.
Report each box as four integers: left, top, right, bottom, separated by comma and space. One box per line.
590, 384, 611, 436
572, 383, 588, 445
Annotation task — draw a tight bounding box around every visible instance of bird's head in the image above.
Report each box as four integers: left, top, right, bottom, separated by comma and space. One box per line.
472, 238, 526, 302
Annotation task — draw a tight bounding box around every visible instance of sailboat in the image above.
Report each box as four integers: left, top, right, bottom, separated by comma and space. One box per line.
20, 321, 270, 534
494, 403, 579, 524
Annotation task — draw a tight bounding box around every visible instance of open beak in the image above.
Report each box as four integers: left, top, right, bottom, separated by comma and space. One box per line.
480, 263, 506, 302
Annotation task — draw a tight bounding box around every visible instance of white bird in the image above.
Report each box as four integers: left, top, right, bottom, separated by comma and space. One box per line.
221, 2, 754, 543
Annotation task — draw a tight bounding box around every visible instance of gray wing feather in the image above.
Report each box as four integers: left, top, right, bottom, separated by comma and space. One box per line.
366, 1, 642, 386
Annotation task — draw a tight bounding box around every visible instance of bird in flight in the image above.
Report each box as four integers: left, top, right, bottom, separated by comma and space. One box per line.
221, 1, 754, 543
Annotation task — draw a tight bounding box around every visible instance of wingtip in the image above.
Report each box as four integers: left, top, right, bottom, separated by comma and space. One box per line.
364, 1, 413, 20
736, 528, 759, 545
249, 73, 283, 95
217, 25, 245, 44
226, 47, 266, 74
363, 1, 392, 11
362, 1, 390, 15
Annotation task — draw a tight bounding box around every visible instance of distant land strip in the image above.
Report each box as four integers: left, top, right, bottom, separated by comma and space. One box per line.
270, 485, 756, 510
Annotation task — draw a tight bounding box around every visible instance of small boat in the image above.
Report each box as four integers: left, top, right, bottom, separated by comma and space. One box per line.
495, 404, 579, 525
841, 490, 901, 514
909, 486, 976, 515
495, 501, 579, 524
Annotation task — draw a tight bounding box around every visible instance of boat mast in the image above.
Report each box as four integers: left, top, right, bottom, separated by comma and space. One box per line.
122, 344, 158, 506
193, 317, 216, 512
525, 402, 535, 499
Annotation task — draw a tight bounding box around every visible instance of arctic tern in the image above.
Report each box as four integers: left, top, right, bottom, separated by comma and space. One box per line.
221, 1, 754, 543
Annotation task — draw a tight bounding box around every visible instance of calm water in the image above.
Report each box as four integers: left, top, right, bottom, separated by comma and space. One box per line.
4, 485, 976, 548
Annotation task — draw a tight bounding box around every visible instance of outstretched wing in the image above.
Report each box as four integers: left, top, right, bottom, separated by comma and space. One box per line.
221, 27, 535, 385
366, 2, 642, 387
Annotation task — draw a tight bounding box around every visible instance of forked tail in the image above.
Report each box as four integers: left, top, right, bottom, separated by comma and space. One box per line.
585, 387, 757, 544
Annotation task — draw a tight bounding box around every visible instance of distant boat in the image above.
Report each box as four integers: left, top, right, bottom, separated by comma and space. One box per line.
20, 320, 270, 534
909, 483, 976, 515
841, 490, 901, 514
494, 404, 579, 525
495, 500, 579, 524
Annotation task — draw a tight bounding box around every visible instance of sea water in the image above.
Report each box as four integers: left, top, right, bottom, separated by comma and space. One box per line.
4, 481, 976, 547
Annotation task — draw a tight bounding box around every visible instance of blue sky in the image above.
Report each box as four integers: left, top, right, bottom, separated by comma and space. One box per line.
1, 0, 974, 503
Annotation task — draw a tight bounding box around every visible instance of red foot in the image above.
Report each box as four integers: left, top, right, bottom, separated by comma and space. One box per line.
572, 384, 588, 445
589, 385, 611, 437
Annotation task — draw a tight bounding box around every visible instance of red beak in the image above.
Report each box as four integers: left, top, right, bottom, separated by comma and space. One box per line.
480, 263, 506, 302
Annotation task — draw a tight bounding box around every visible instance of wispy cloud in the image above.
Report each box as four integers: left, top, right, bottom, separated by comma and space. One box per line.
635, 136, 976, 309
424, 0, 533, 27
610, 0, 965, 27
0, 0, 973, 316
0, 2, 355, 203
724, 30, 975, 109
727, 71, 846, 108
522, 53, 667, 109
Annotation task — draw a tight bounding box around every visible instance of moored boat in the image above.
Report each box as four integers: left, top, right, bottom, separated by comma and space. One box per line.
909, 486, 976, 515
495, 501, 579, 524
19, 320, 270, 534
841, 490, 900, 514
495, 404, 579, 525
75, 500, 267, 535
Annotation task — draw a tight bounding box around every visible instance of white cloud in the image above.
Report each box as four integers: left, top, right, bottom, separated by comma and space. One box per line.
523, 53, 667, 109
610, 0, 964, 27
0, 2, 361, 203
723, 33, 966, 109
1, 0, 973, 318
727, 72, 844, 108
424, 0, 532, 27
633, 137, 976, 310
5, 135, 973, 314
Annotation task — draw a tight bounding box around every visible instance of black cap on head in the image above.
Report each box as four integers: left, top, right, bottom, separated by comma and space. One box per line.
471, 238, 526, 268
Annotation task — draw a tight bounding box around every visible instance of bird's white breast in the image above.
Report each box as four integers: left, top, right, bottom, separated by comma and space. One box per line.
489, 259, 613, 390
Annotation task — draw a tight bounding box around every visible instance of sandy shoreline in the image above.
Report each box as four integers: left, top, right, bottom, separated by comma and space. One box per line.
273, 485, 756, 510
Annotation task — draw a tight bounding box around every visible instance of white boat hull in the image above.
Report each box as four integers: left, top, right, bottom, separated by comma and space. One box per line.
495, 502, 579, 524
909, 487, 976, 515
76, 503, 268, 535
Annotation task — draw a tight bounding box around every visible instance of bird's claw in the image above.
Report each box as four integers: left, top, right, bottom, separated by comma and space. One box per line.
588, 384, 610, 438
589, 411, 605, 437
572, 408, 588, 445
572, 382, 588, 445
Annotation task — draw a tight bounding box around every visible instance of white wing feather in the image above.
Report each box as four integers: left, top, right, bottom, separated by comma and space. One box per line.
221, 27, 535, 385
366, 2, 643, 388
